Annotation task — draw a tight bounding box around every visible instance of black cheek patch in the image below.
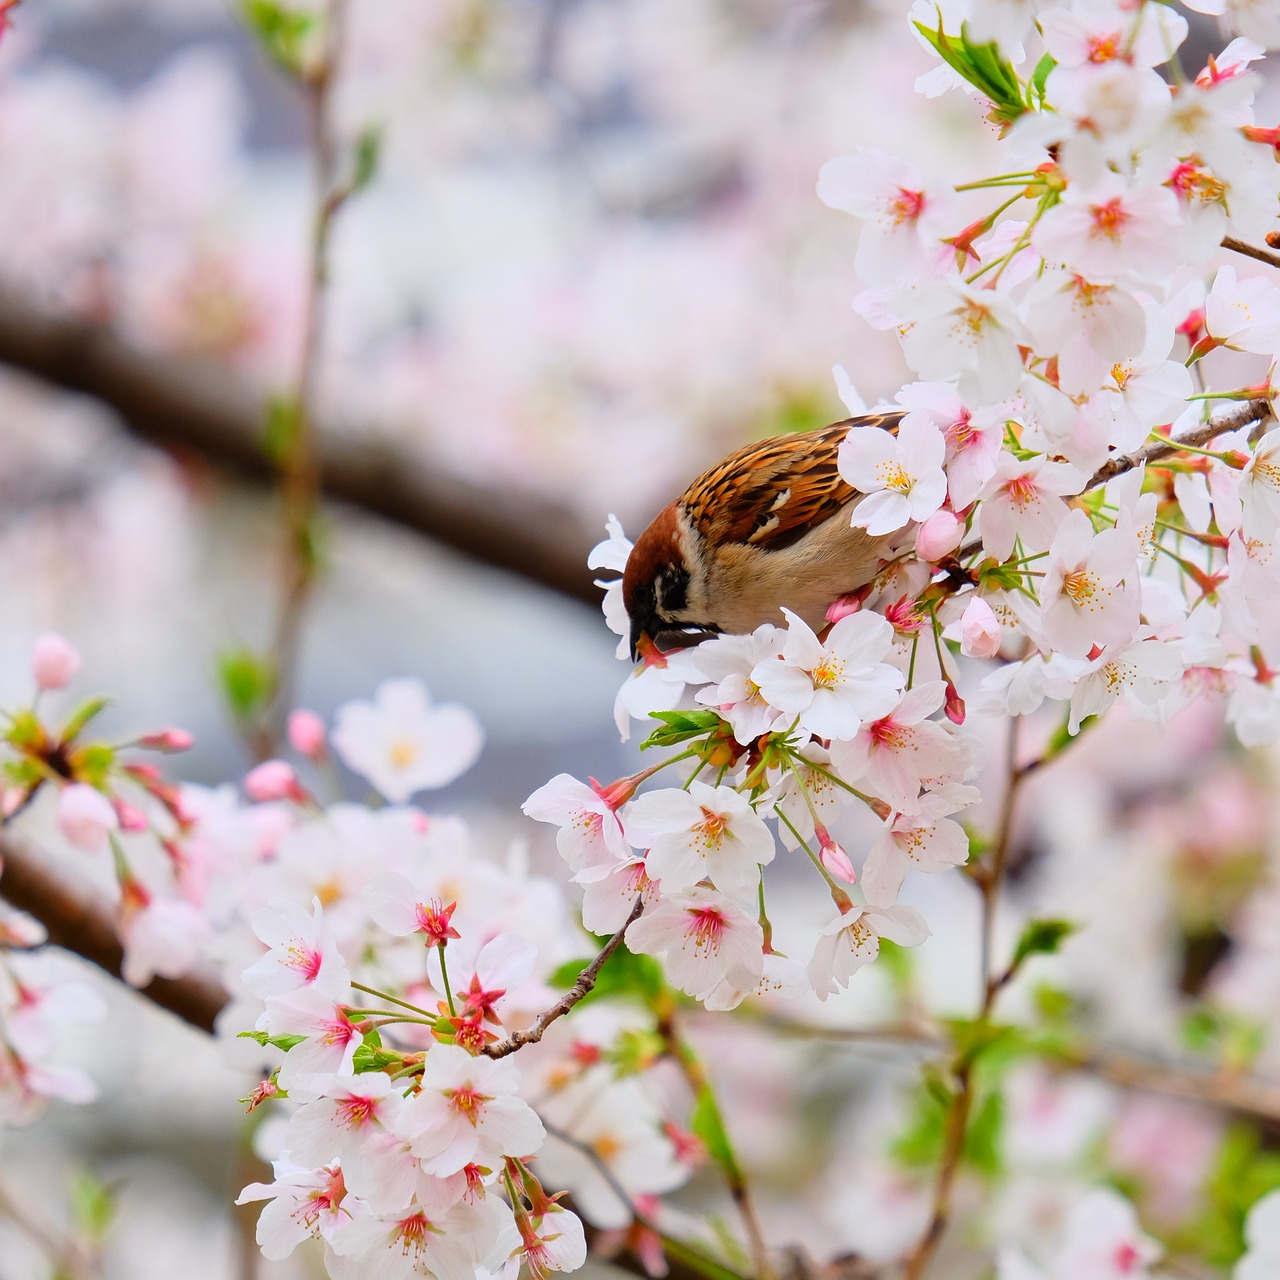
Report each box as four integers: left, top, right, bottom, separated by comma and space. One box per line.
657, 564, 690, 614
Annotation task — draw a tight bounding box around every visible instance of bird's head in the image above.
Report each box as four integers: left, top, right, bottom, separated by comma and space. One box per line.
622, 503, 720, 661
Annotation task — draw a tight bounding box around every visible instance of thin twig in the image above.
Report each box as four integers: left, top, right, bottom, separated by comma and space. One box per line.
1222, 235, 1280, 272
900, 718, 1025, 1280
484, 897, 644, 1060
656, 1011, 776, 1280
254, 0, 350, 756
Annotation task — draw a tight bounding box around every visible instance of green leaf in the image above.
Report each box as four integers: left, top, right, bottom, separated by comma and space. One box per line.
218, 647, 275, 724
239, 0, 316, 77
6, 708, 44, 749
689, 1085, 740, 1181
69, 743, 116, 789
1029, 52, 1056, 104
262, 394, 301, 465
912, 20, 1028, 125
547, 946, 666, 1006
237, 1029, 306, 1052
605, 1027, 665, 1077
59, 696, 112, 743
963, 1088, 1005, 1178
352, 125, 382, 193
639, 709, 723, 751
69, 1168, 115, 1242
1009, 918, 1075, 974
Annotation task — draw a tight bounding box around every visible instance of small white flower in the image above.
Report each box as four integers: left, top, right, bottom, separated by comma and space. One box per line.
332, 678, 483, 802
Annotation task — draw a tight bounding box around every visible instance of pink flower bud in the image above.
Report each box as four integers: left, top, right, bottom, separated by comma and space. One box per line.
815, 823, 857, 883
244, 760, 307, 804
944, 681, 967, 725
914, 510, 964, 562
825, 594, 862, 625
287, 709, 328, 760
32, 633, 80, 691
958, 597, 1002, 658
114, 799, 149, 832
57, 783, 118, 852
138, 728, 194, 753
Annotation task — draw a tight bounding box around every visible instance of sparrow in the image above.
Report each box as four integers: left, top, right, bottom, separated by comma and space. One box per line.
622, 412, 902, 659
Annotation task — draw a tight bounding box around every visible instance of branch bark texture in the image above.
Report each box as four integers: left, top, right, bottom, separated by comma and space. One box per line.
0, 288, 600, 606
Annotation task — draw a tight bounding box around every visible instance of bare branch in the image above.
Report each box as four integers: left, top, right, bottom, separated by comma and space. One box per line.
483, 897, 644, 1060
1086, 397, 1274, 489
0, 832, 229, 1034
0, 287, 601, 606
1222, 235, 1280, 272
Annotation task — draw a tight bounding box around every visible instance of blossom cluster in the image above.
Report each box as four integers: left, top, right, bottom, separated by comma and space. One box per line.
526, 0, 1280, 1022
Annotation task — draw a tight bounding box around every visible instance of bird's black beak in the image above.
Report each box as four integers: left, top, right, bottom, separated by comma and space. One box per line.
629, 612, 650, 664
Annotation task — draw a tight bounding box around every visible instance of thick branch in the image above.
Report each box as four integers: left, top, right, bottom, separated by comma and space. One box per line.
1222, 236, 1280, 272
0, 833, 229, 1034
484, 897, 644, 1059
0, 286, 600, 606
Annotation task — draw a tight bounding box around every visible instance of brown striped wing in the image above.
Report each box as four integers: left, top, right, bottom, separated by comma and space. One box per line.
680, 413, 902, 552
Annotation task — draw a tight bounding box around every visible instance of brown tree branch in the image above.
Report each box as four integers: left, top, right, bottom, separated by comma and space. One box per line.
1222, 236, 1280, 272
0, 287, 601, 606
483, 897, 644, 1060
1086, 397, 1274, 489
0, 832, 229, 1034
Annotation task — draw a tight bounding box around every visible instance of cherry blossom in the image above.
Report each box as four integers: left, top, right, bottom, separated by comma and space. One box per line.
860, 808, 973, 908
242, 896, 352, 1001
977, 457, 1084, 562
809, 902, 929, 999
30, 632, 79, 691
331, 678, 483, 802
55, 783, 118, 852
625, 889, 764, 1002
236, 1161, 351, 1261
751, 609, 903, 741
839, 412, 948, 535
624, 781, 775, 905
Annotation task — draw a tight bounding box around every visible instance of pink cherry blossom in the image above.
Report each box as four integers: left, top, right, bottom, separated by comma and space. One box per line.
751, 609, 903, 741
959, 597, 1002, 658
395, 1044, 544, 1175
522, 773, 631, 883
1201, 264, 1280, 356
624, 781, 774, 905
860, 809, 972, 908
625, 889, 764, 1002
287, 708, 328, 759
235, 1161, 351, 1261
329, 1192, 497, 1280
1033, 175, 1181, 285
242, 896, 351, 1001
1039, 510, 1140, 660
829, 681, 966, 812
691, 626, 786, 745
244, 759, 308, 804
977, 457, 1084, 562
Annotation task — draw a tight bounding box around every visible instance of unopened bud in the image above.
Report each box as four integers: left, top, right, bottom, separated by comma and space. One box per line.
287, 709, 327, 760
138, 727, 194, 753
914, 510, 964, 562
958, 597, 1002, 658
244, 760, 308, 804
32, 633, 80, 692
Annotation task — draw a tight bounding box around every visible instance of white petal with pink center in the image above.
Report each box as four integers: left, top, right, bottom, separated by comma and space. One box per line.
260, 986, 360, 1088
243, 896, 351, 1001
893, 382, 1001, 509
809, 903, 930, 1000
1067, 634, 1185, 733
329, 1192, 497, 1280
581, 856, 658, 935
625, 889, 764, 1002
624, 781, 774, 905
897, 280, 1028, 403
1240, 430, 1280, 541
817, 149, 953, 286
1039, 510, 1141, 660
522, 774, 630, 883
691, 626, 786, 745
829, 681, 967, 812
839, 412, 948, 535
977, 457, 1084, 562
861, 811, 972, 908
236, 1160, 350, 1261
1204, 264, 1280, 354
395, 1043, 545, 1175
332, 677, 483, 802
751, 609, 903, 741
1033, 173, 1181, 285
284, 1071, 406, 1170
